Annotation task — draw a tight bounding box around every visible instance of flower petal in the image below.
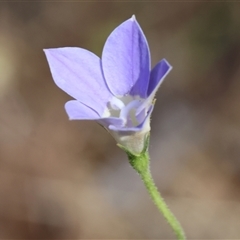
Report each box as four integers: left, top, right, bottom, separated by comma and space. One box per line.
65, 100, 100, 120
65, 100, 124, 127
135, 59, 172, 116
147, 58, 172, 97
44, 47, 113, 115
102, 15, 150, 97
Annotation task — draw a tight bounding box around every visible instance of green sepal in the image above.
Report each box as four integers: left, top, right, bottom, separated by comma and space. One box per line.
117, 133, 150, 174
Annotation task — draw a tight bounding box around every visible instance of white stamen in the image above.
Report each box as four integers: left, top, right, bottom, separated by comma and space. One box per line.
109, 97, 125, 110
120, 100, 141, 124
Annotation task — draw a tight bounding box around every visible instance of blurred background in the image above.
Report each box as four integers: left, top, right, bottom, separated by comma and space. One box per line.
0, 1, 240, 239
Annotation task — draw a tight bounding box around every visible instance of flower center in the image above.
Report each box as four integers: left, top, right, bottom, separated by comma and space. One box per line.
106, 96, 144, 127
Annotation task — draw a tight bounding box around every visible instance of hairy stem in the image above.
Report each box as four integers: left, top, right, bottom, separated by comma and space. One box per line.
128, 150, 186, 240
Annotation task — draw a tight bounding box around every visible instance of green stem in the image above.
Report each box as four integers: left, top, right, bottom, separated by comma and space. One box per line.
126, 149, 186, 240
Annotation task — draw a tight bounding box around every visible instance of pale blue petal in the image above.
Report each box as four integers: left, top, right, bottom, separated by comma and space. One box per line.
65, 100, 124, 127
102, 15, 150, 97
134, 59, 172, 116
147, 59, 172, 96
65, 100, 100, 120
44, 47, 113, 115
130, 18, 151, 98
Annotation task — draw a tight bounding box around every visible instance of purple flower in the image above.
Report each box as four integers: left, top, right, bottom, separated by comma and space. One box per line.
44, 15, 172, 154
